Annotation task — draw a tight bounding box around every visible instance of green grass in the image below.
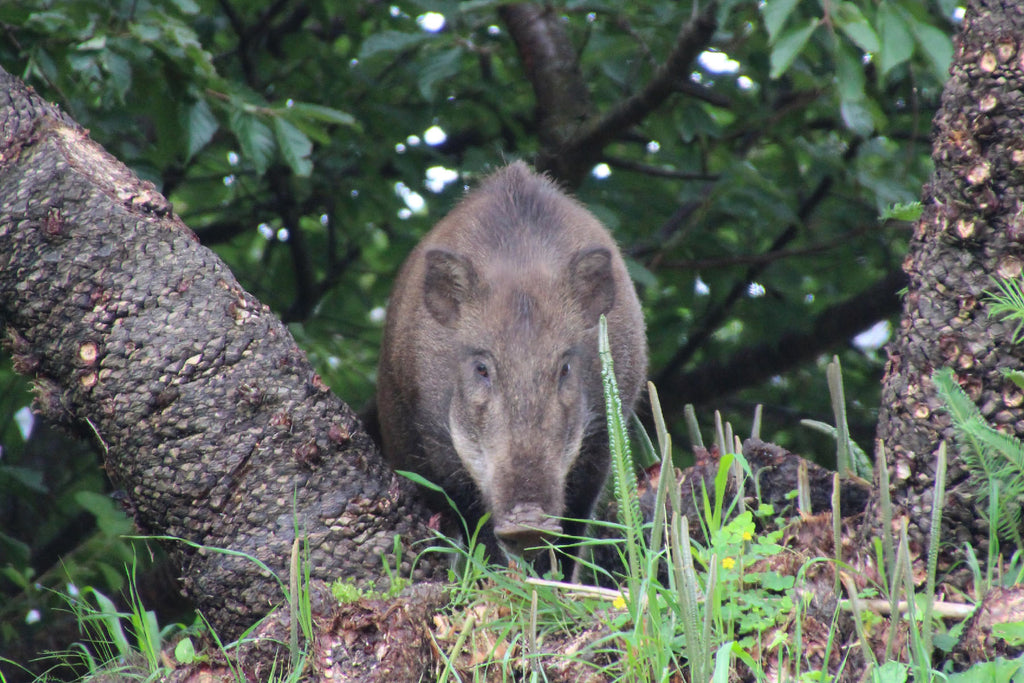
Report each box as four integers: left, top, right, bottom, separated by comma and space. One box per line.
10, 562, 199, 682
7, 319, 1024, 681
421, 319, 1024, 681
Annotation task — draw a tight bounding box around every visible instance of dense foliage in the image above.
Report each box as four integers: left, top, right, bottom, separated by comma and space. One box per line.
0, 0, 958, 669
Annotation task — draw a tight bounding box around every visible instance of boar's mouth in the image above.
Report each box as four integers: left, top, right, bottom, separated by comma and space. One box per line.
493, 502, 563, 560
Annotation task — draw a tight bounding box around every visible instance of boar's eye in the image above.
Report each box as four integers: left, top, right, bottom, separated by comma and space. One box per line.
474, 361, 490, 381
559, 361, 571, 382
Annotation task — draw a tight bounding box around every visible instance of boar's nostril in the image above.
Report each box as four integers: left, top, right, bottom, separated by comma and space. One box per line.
494, 504, 562, 559
494, 523, 556, 559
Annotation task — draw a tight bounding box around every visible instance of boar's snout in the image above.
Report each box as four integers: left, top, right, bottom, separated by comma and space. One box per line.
493, 503, 562, 560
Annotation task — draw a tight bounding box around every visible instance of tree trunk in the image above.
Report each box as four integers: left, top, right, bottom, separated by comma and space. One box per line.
0, 67, 444, 638
875, 0, 1024, 560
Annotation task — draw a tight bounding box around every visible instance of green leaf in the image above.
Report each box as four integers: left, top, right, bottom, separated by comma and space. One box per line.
873, 660, 909, 683
185, 99, 217, 160
799, 419, 872, 477
289, 102, 357, 128
834, 2, 879, 54
169, 0, 200, 13
418, 47, 464, 100
599, 314, 643, 584
0, 465, 46, 493
840, 99, 874, 136
101, 51, 132, 102
624, 256, 658, 290
274, 117, 313, 177
881, 201, 923, 222
992, 622, 1024, 647
284, 116, 332, 146
761, 0, 801, 44
455, 0, 503, 11
712, 641, 733, 683
987, 277, 1024, 344
1005, 369, 1024, 391
25, 10, 69, 33
934, 366, 1024, 541
0, 536, 31, 572
174, 636, 197, 664
359, 30, 431, 59
770, 18, 819, 79
85, 587, 133, 658
229, 110, 275, 174
77, 35, 107, 52
834, 41, 865, 103
945, 657, 1024, 682
75, 491, 133, 537
759, 572, 796, 590
933, 368, 983, 429
677, 101, 723, 142
878, 2, 914, 80
934, 0, 962, 21
972, 427, 1024, 479
0, 6, 31, 23
909, 17, 953, 82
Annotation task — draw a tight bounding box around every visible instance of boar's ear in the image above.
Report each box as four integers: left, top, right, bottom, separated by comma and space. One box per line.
424, 249, 480, 326
569, 247, 616, 326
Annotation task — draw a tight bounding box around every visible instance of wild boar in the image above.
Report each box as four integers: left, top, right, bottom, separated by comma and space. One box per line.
376, 161, 647, 571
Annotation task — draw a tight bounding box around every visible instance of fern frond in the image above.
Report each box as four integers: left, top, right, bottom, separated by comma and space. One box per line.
933, 367, 982, 425
1003, 369, 1024, 391
987, 276, 1024, 344
932, 368, 992, 474
971, 423, 1024, 477
933, 367, 1024, 543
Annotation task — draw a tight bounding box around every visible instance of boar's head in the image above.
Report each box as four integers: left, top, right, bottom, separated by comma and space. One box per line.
422, 245, 616, 559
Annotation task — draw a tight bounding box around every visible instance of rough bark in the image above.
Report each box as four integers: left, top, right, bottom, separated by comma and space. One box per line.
875, 0, 1024, 557
0, 67, 444, 638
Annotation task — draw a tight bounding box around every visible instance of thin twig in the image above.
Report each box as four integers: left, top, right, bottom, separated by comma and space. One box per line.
657, 223, 886, 271
604, 156, 719, 181
523, 577, 626, 602
573, 1, 720, 153
839, 598, 974, 619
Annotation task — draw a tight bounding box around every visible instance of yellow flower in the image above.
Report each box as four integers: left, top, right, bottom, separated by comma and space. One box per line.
612, 595, 627, 609
742, 531, 753, 541
722, 557, 736, 570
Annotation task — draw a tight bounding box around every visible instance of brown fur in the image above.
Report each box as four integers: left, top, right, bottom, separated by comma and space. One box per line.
376, 162, 647, 568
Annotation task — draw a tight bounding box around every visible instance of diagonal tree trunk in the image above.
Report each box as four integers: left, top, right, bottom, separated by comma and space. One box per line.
0, 66, 444, 638
875, 0, 1024, 561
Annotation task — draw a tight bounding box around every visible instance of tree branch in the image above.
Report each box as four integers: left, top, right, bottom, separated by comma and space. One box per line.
655, 140, 862, 385
498, 3, 595, 185
216, 0, 257, 86
660, 222, 902, 270
501, 3, 719, 188
657, 269, 907, 413
572, 2, 719, 154
604, 155, 719, 181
